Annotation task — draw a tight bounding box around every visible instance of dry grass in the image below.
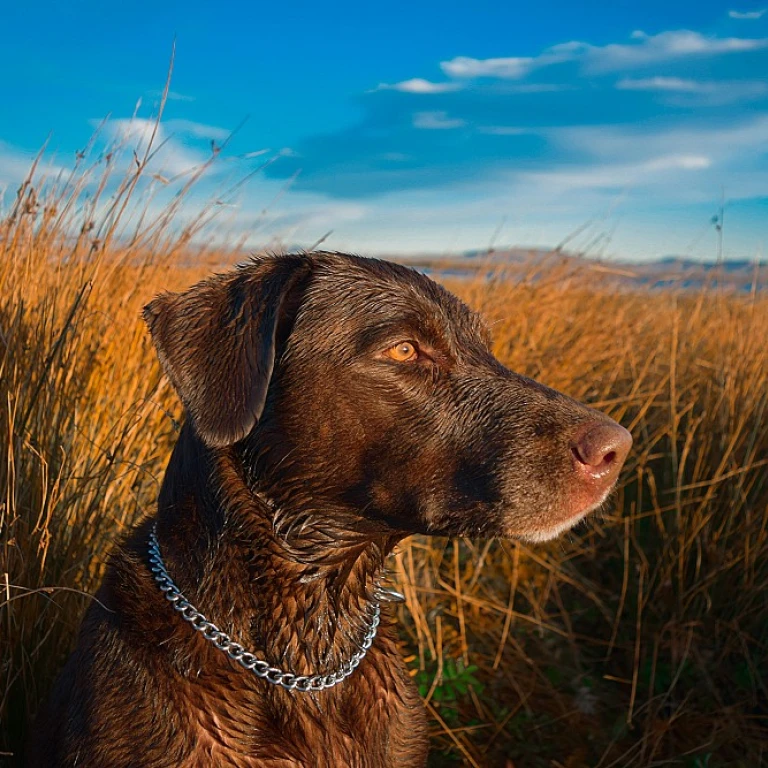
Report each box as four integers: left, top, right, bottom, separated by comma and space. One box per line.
1, 131, 767, 768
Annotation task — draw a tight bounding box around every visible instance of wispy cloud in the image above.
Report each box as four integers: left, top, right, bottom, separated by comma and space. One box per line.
643, 155, 711, 171
441, 56, 538, 79
163, 119, 231, 142
441, 30, 768, 81
0, 141, 66, 196
413, 111, 466, 130
378, 78, 460, 94
478, 126, 530, 135
587, 29, 768, 70
147, 89, 196, 102
96, 118, 225, 177
519, 153, 711, 193
729, 9, 766, 19
617, 76, 708, 91
262, 199, 367, 232
551, 115, 768, 170
616, 76, 768, 102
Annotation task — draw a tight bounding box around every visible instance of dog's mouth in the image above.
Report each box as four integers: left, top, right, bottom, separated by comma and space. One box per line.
506, 421, 632, 543
518, 489, 613, 543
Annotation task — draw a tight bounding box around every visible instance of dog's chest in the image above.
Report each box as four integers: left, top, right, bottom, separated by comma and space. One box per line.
177, 657, 428, 768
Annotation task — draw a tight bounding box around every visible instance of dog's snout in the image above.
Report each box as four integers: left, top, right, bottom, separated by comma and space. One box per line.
571, 423, 632, 480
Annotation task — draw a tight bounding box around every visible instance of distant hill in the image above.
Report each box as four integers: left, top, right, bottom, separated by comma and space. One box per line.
386, 248, 767, 292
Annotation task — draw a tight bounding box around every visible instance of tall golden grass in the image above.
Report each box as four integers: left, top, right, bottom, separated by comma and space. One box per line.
1, 127, 766, 767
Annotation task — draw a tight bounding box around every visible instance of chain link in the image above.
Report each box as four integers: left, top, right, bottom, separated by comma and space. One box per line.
147, 523, 381, 692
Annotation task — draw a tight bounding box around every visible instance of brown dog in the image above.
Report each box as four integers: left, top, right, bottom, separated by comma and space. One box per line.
29, 252, 631, 767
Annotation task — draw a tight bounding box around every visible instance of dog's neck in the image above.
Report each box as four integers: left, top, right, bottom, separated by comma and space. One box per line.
154, 424, 403, 676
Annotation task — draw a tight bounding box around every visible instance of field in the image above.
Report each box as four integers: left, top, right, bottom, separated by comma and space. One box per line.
2, 140, 767, 767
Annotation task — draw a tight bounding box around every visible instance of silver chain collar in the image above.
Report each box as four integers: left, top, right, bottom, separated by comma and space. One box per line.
147, 523, 381, 692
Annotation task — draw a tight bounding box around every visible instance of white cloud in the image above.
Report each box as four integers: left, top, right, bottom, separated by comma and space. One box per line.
413, 111, 466, 130
241, 149, 270, 159
98, 118, 214, 177
441, 55, 536, 79
644, 155, 712, 171
197, 183, 371, 250
729, 9, 766, 19
478, 126, 529, 135
163, 119, 231, 141
584, 30, 768, 72
379, 78, 460, 93
269, 200, 367, 230
506, 83, 571, 92
147, 89, 196, 102
616, 76, 768, 102
617, 76, 709, 91
519, 154, 711, 192
102, 117, 157, 148
554, 115, 768, 163
439, 30, 768, 81
0, 141, 67, 200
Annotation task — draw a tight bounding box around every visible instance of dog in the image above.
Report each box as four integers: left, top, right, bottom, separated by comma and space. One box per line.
29, 252, 631, 767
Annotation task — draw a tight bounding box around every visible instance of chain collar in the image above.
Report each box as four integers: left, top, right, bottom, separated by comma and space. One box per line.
147, 522, 381, 692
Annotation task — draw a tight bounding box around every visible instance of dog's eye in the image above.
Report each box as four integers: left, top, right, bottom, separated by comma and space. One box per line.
385, 341, 418, 362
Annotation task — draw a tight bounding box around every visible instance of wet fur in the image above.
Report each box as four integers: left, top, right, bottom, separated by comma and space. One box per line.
30, 252, 622, 767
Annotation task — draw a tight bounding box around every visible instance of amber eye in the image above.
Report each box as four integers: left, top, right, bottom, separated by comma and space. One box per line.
385, 341, 418, 362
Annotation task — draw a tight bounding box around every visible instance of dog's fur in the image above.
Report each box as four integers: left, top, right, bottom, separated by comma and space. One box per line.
29, 252, 630, 767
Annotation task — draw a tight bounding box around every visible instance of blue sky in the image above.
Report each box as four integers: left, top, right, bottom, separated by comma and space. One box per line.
1, 1, 767, 260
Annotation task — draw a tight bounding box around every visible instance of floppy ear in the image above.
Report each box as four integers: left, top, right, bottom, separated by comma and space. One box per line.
143, 254, 312, 448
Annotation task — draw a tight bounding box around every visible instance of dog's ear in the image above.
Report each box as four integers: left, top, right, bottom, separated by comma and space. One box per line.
143, 255, 312, 448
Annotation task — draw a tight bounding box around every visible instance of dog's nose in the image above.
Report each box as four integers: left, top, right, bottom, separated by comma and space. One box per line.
571, 423, 632, 481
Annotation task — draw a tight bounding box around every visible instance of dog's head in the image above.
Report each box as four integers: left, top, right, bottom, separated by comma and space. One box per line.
144, 252, 631, 543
